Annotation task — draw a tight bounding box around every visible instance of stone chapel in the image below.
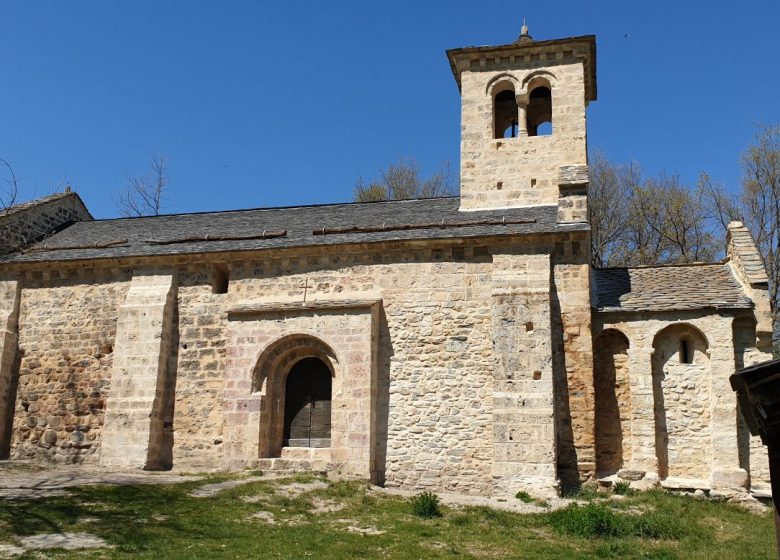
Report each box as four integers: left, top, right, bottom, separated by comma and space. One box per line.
0, 26, 773, 498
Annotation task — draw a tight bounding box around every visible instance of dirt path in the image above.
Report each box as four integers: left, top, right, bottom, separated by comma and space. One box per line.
0, 463, 200, 499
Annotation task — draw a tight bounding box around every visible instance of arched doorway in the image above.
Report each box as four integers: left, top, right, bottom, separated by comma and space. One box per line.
251, 334, 339, 458
283, 358, 332, 448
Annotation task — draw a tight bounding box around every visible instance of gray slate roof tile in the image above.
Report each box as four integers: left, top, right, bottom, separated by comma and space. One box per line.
2, 197, 586, 263
592, 264, 752, 312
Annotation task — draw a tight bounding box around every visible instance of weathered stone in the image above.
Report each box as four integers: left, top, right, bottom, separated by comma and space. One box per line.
0, 27, 770, 503
616, 469, 645, 482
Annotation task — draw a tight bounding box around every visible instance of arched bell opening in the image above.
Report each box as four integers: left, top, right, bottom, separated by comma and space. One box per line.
493, 86, 519, 139
526, 84, 552, 136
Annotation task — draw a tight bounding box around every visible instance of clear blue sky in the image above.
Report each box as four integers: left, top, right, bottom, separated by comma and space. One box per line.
2, 1, 779, 218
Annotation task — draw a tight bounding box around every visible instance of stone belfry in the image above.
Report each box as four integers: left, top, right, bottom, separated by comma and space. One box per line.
447, 23, 597, 212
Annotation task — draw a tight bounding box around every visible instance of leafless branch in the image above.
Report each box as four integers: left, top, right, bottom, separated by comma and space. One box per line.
115, 155, 169, 217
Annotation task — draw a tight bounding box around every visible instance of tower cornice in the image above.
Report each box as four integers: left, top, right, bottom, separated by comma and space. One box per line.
446, 35, 597, 103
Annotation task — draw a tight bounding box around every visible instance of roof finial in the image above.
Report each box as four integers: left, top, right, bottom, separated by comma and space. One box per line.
518, 18, 533, 44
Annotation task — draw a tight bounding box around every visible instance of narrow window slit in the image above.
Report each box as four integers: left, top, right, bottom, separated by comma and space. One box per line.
679, 338, 692, 364
212, 263, 230, 294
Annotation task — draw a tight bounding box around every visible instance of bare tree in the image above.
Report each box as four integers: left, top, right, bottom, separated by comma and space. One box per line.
589, 151, 635, 267
699, 172, 744, 235
354, 158, 456, 202
628, 173, 717, 265
740, 124, 780, 325
116, 155, 169, 217
0, 159, 18, 212
589, 153, 718, 267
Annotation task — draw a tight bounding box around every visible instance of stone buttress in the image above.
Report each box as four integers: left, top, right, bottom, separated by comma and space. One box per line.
100, 272, 177, 469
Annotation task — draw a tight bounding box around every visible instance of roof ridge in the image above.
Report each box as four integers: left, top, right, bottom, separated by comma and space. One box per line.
596, 260, 728, 271
87, 196, 463, 222
1, 191, 75, 217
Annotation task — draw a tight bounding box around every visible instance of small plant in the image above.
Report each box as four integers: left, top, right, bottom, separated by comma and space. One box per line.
613, 481, 633, 496
411, 491, 442, 518
516, 491, 535, 503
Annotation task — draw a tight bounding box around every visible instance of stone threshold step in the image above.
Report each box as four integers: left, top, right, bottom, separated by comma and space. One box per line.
660, 477, 710, 491
251, 458, 329, 474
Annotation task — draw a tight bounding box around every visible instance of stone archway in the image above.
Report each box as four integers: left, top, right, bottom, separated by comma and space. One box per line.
651, 323, 710, 481
252, 333, 338, 459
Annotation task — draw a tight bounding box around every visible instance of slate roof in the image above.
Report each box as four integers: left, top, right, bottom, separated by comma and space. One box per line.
4, 192, 72, 216
728, 222, 769, 285
592, 264, 753, 312
1, 197, 586, 264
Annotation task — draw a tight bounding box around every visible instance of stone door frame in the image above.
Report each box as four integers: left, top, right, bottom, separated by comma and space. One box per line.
252, 333, 339, 458
223, 299, 381, 480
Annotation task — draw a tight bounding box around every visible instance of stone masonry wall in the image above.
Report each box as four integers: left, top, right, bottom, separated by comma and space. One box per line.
169, 265, 229, 470
551, 243, 595, 486
5, 235, 585, 496
490, 250, 556, 495
725, 222, 774, 492
221, 242, 500, 495
101, 272, 176, 469
0, 280, 20, 456
11, 269, 130, 463
197, 237, 572, 495
0, 192, 92, 255
594, 310, 754, 491
459, 58, 588, 210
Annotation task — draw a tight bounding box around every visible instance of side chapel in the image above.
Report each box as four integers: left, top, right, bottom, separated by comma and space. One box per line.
0, 25, 773, 497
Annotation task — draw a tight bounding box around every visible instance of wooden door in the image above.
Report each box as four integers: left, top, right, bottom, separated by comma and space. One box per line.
283, 358, 332, 447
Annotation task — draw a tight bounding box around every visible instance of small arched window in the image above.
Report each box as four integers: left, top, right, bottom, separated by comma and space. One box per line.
679, 337, 693, 364
493, 88, 519, 139
527, 85, 552, 136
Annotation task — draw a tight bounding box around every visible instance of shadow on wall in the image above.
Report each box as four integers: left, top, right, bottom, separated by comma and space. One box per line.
594, 329, 630, 478
733, 316, 758, 475
551, 286, 579, 489
146, 299, 179, 471
374, 307, 393, 487
0, 349, 21, 459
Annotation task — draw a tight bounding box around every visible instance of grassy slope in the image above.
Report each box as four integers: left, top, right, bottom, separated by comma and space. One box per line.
0, 474, 774, 560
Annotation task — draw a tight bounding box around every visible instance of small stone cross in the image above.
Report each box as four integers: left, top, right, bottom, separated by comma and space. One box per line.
299, 278, 313, 304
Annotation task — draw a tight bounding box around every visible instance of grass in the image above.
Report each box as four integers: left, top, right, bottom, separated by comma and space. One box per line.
612, 481, 634, 496
0, 474, 773, 559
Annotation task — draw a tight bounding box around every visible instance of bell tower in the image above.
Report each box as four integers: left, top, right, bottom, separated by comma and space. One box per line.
447, 25, 596, 213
